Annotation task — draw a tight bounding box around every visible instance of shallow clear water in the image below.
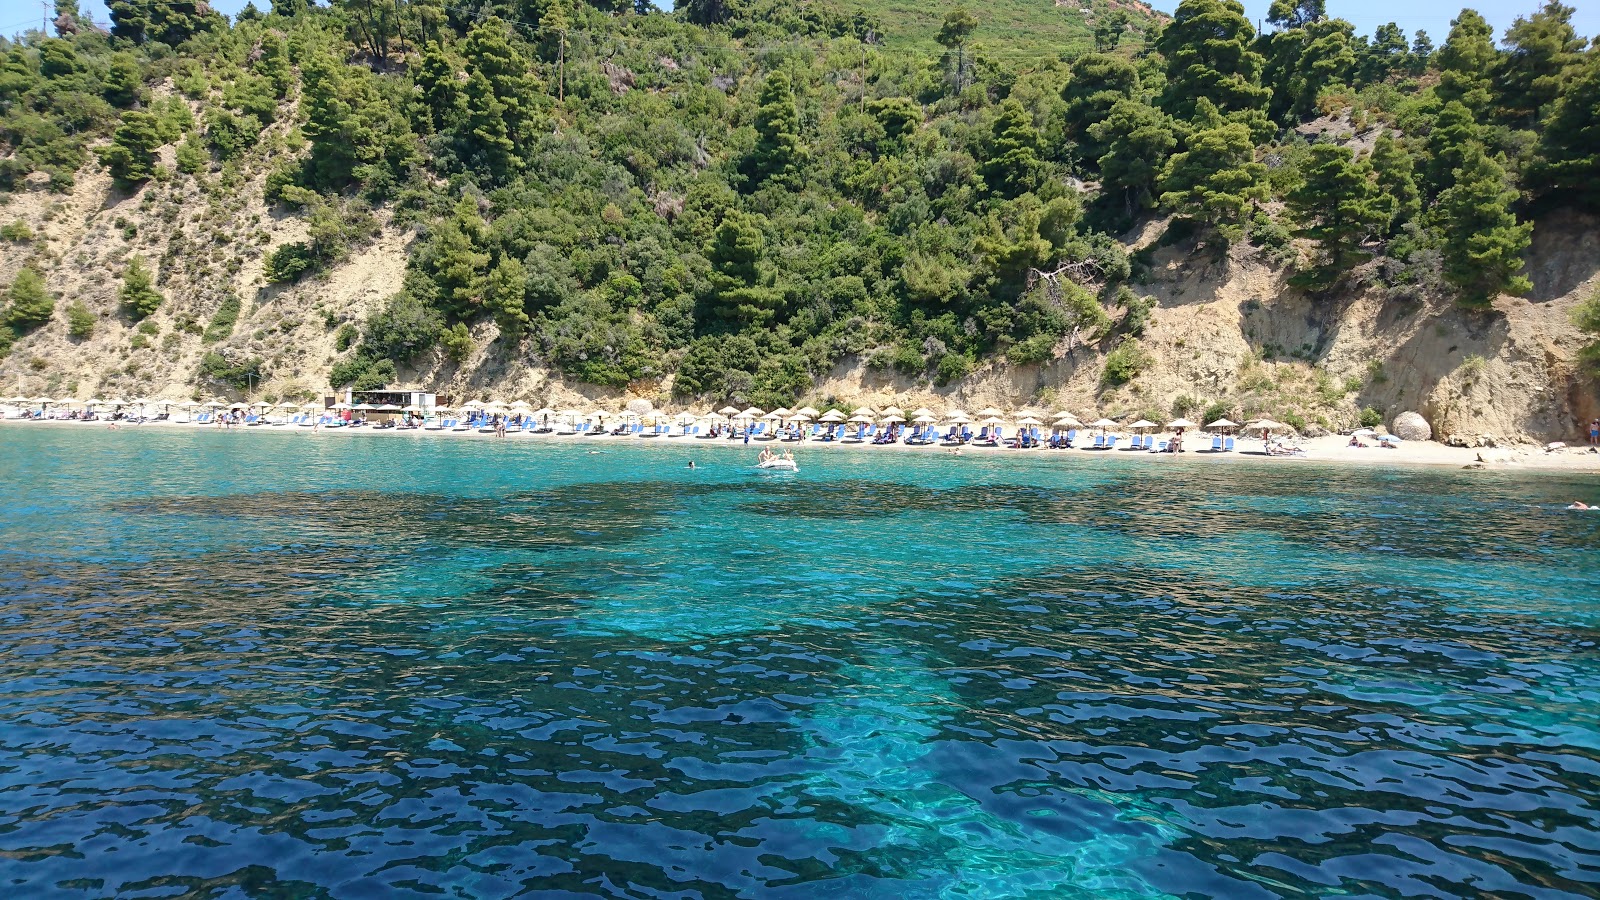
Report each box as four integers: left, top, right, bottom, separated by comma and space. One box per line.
2, 424, 1599, 899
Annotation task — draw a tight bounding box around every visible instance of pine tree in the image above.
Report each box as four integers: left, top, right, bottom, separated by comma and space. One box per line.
427, 198, 491, 320
460, 69, 517, 181
1432, 145, 1533, 307
1286, 143, 1385, 274
1061, 54, 1139, 164
464, 18, 541, 143
414, 44, 460, 134
981, 99, 1042, 198
1359, 23, 1408, 83
100, 110, 163, 188
1423, 100, 1479, 199
5, 268, 54, 330
1157, 0, 1270, 119
103, 52, 143, 108
175, 131, 206, 173
539, 0, 569, 100
1530, 49, 1600, 208
749, 72, 802, 185
1091, 99, 1178, 217
108, 0, 223, 46
485, 256, 530, 337
1094, 9, 1130, 52
1494, 1, 1583, 127
298, 51, 360, 190
706, 212, 780, 325
1369, 132, 1420, 234
1406, 30, 1434, 75
936, 8, 978, 94
1263, 17, 1358, 122
1435, 10, 1497, 114
119, 256, 163, 319
253, 31, 293, 98
1265, 0, 1324, 29
1159, 108, 1268, 240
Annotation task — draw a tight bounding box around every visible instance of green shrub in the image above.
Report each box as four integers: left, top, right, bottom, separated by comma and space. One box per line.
66, 301, 95, 339
1201, 401, 1229, 425
5, 268, 54, 330
202, 295, 241, 344
119, 257, 163, 319
264, 241, 318, 283
0, 220, 33, 242
1006, 332, 1057, 365
1102, 339, 1151, 386
1359, 406, 1383, 428
439, 323, 472, 362
1118, 287, 1155, 337
199, 351, 263, 389
364, 293, 443, 362
889, 340, 925, 374
137, 319, 159, 335
936, 352, 974, 385
1571, 289, 1600, 374
1281, 411, 1306, 431
352, 358, 396, 390
333, 322, 359, 352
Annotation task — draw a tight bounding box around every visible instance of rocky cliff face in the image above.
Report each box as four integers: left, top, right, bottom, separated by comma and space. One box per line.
2, 154, 1596, 443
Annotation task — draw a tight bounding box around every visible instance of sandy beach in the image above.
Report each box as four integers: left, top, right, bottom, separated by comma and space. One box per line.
9, 416, 1600, 476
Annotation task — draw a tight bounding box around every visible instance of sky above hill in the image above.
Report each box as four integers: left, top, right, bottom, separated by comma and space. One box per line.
1, 0, 1595, 56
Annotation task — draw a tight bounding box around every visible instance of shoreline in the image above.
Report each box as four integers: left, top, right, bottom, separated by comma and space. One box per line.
8, 417, 1600, 476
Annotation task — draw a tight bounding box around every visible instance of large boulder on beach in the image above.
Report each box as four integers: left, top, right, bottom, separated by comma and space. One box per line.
1392, 411, 1432, 441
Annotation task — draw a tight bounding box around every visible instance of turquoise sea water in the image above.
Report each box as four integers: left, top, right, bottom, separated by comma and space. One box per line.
2, 424, 1599, 899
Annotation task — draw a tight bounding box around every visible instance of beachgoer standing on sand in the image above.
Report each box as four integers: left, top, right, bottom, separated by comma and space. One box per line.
1590, 419, 1598, 446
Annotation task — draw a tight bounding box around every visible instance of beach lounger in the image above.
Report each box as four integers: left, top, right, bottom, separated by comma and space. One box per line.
1210, 436, 1224, 451
1154, 440, 1167, 452
1224, 437, 1236, 452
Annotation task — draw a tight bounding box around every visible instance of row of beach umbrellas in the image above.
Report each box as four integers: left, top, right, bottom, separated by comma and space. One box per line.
0, 395, 1308, 434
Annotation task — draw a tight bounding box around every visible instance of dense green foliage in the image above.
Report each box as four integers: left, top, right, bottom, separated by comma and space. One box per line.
118, 255, 163, 318
6, 267, 54, 330
65, 300, 95, 339
1, 0, 1594, 401
202, 293, 241, 343
1572, 288, 1600, 373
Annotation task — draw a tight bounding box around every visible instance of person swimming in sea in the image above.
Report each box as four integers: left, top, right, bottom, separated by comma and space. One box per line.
1568, 501, 1594, 510
687, 461, 696, 469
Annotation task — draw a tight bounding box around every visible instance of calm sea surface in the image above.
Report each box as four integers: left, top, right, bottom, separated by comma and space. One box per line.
2, 424, 1598, 899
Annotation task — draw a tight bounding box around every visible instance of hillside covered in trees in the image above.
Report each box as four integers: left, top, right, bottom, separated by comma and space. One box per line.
1, 0, 1598, 435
